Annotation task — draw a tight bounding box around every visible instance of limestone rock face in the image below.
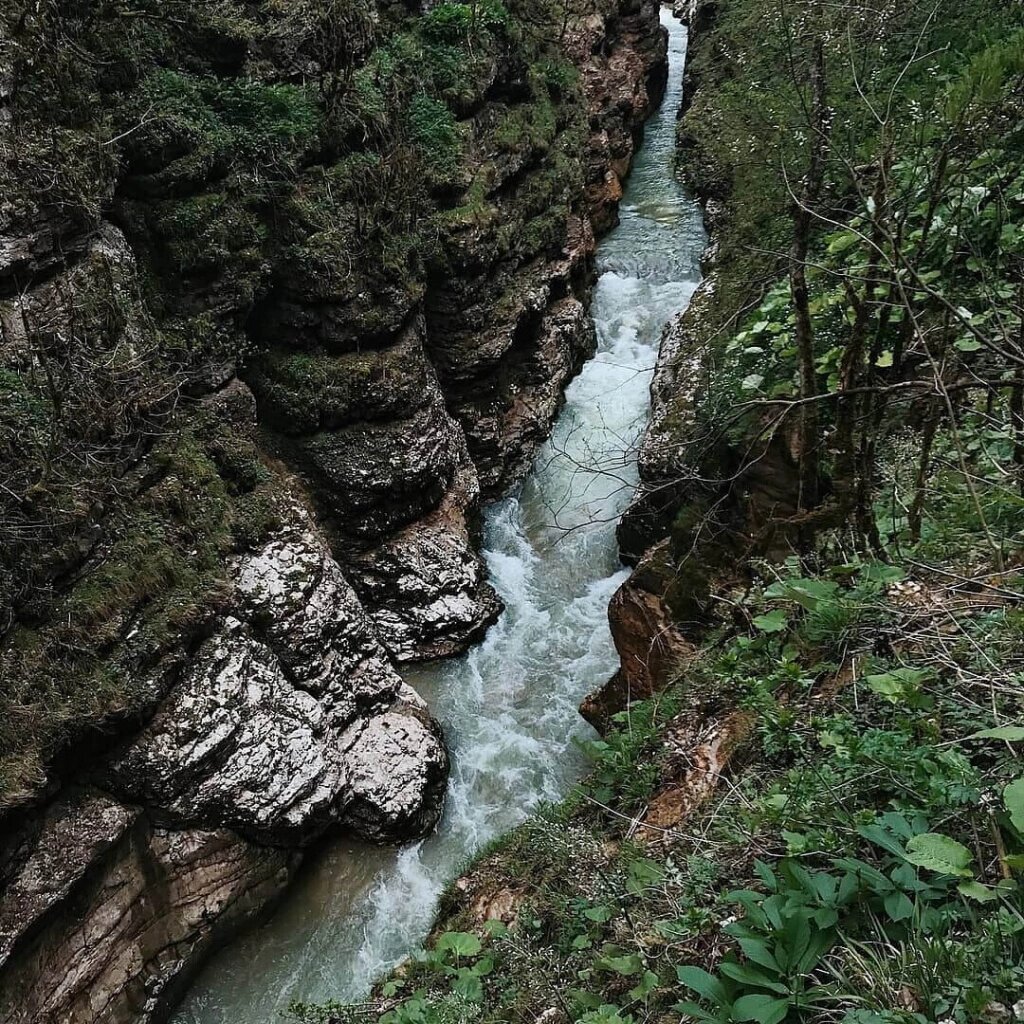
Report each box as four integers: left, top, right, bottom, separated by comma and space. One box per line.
250, 315, 501, 659
348, 463, 503, 662
617, 287, 716, 561
341, 687, 450, 842
0, 790, 296, 1024
102, 505, 447, 846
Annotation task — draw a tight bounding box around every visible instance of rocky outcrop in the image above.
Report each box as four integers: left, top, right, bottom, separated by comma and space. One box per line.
581, 540, 694, 730
616, 276, 718, 562
101, 499, 448, 846
0, 789, 296, 1024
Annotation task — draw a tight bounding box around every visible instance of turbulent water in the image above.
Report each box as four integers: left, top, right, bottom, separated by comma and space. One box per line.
175, 11, 704, 1022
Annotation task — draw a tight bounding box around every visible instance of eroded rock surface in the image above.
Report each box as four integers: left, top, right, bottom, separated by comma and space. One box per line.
0, 792, 296, 1024
103, 502, 447, 846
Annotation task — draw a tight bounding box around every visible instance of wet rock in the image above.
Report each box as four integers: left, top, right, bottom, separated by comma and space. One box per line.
340, 687, 450, 842
0, 794, 295, 1024
581, 540, 693, 730
102, 502, 447, 846
576, 0, 669, 233
617, 280, 717, 560
301, 391, 464, 541
0, 789, 138, 970
252, 317, 500, 655
347, 463, 502, 662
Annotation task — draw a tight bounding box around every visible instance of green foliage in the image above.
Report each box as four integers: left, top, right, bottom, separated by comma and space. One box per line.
131, 71, 319, 168
406, 93, 461, 171
422, 0, 510, 44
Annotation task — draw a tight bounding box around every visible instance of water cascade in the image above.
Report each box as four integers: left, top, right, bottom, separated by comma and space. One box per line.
176, 11, 704, 1020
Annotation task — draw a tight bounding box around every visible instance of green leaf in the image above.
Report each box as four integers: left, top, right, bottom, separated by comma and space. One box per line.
482, 918, 508, 938
736, 938, 780, 974
763, 577, 840, 612
677, 965, 728, 1006
584, 905, 615, 923
452, 967, 484, 1001
752, 609, 788, 634
958, 879, 998, 903
719, 962, 788, 994
733, 993, 791, 1024
827, 230, 860, 254
858, 563, 906, 584
628, 970, 660, 1001
601, 953, 643, 976
955, 337, 982, 352
903, 833, 973, 877
436, 931, 482, 958
968, 726, 1024, 742
1004, 777, 1024, 834
858, 823, 907, 859
674, 1000, 723, 1023
874, 350, 894, 368
883, 890, 914, 922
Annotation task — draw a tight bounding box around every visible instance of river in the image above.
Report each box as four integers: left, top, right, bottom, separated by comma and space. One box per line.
174, 9, 704, 1020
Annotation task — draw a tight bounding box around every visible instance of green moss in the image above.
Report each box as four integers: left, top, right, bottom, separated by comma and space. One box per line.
0, 407, 278, 809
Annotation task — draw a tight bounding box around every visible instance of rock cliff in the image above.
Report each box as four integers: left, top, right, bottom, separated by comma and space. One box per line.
0, 0, 667, 1019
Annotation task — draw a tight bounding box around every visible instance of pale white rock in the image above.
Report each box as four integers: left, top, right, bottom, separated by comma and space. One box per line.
102, 499, 446, 845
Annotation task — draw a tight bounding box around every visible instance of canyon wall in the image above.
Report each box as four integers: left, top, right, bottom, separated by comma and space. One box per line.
0, 0, 665, 1020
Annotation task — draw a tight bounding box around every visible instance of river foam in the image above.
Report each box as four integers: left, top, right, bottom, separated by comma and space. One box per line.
174, 11, 703, 1021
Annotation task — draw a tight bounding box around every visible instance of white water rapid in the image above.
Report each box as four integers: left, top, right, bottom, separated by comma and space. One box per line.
175, 10, 704, 1021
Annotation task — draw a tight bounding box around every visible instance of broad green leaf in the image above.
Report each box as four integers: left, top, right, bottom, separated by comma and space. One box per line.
903, 833, 973, 877
677, 965, 728, 1006
883, 890, 914, 922
673, 1000, 723, 1023
601, 953, 643, 976
436, 931, 482, 958
753, 609, 788, 633
968, 726, 1024, 742
628, 970, 660, 1001
955, 337, 982, 352
737, 938, 780, 973
719, 962, 788, 994
858, 823, 907, 859
858, 563, 906, 584
764, 577, 840, 611
827, 230, 860, 254
1004, 777, 1024, 834
733, 993, 791, 1024
958, 879, 998, 903
452, 967, 483, 1001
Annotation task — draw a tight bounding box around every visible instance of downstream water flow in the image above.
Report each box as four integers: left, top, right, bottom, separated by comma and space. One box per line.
176, 11, 704, 1021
